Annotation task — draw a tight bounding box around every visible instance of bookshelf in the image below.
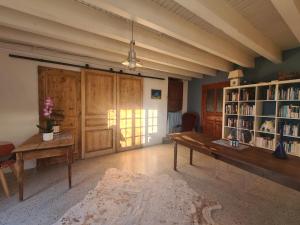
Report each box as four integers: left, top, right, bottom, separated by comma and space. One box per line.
222, 79, 300, 157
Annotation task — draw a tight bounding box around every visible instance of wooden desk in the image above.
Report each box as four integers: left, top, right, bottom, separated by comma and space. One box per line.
13, 131, 74, 201
169, 132, 300, 191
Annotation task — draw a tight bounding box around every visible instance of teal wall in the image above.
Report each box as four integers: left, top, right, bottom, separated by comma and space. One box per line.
187, 47, 300, 129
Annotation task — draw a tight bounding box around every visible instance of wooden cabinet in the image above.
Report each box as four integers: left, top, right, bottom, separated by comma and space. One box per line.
38, 66, 81, 165
202, 82, 229, 138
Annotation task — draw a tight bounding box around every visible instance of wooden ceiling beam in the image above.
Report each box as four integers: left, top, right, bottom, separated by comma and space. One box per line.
0, 7, 215, 76
0, 26, 204, 78
0, 2, 232, 72
76, 0, 254, 67
271, 0, 300, 42
174, 0, 282, 63
0, 41, 194, 80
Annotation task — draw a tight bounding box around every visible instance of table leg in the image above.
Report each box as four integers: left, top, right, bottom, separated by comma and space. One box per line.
0, 169, 10, 197
67, 146, 73, 189
17, 153, 24, 201
174, 142, 178, 171
190, 148, 193, 165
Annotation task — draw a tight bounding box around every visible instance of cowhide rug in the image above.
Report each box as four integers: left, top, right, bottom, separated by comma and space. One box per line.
54, 168, 222, 225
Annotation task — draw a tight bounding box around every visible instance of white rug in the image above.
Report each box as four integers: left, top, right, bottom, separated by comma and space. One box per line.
54, 168, 222, 225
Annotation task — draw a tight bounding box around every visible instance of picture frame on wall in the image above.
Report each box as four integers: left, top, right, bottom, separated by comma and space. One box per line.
151, 89, 161, 99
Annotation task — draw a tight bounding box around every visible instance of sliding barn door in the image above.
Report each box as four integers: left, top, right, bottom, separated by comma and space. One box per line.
38, 66, 81, 165
81, 70, 116, 158
117, 75, 144, 151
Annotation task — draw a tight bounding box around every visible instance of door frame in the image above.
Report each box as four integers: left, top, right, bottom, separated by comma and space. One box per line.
201, 81, 229, 133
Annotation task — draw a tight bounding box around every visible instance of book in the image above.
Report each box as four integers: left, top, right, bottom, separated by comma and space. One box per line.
255, 136, 274, 149
225, 104, 238, 114
279, 105, 300, 118
240, 103, 255, 115
279, 87, 300, 100
283, 141, 300, 156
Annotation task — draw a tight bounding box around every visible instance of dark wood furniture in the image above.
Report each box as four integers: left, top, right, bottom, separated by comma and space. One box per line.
181, 112, 198, 132
202, 82, 229, 138
168, 78, 183, 112
13, 131, 74, 201
169, 132, 300, 191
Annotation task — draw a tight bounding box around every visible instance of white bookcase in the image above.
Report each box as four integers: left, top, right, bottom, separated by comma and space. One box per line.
222, 78, 300, 157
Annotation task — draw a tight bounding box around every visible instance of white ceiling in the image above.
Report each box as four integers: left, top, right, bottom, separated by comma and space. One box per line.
0, 0, 299, 79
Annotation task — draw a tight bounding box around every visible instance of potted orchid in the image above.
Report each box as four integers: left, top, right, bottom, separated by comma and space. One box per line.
37, 97, 54, 141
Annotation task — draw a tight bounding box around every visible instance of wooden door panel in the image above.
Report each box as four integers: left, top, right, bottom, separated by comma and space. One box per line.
204, 119, 215, 137
85, 129, 113, 152
168, 78, 183, 112
38, 66, 81, 166
85, 74, 115, 115
82, 70, 116, 157
118, 77, 142, 109
117, 75, 143, 151
202, 82, 229, 138
85, 118, 108, 127
215, 120, 223, 138
45, 74, 78, 117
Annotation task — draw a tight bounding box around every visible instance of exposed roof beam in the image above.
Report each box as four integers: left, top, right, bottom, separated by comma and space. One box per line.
0, 2, 233, 72
0, 26, 203, 78
173, 0, 282, 63
76, 0, 254, 67
270, 0, 300, 42
0, 7, 215, 76
0, 41, 194, 80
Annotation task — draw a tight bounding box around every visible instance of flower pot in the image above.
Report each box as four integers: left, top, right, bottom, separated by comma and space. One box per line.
42, 132, 54, 141
53, 125, 60, 134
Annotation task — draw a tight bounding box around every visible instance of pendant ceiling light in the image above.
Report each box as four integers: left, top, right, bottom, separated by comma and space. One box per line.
122, 21, 142, 70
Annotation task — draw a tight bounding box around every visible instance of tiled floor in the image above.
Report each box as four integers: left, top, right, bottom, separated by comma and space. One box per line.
0, 144, 299, 225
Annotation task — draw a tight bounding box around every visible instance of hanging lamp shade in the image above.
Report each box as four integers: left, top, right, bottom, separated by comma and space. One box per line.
122, 21, 142, 70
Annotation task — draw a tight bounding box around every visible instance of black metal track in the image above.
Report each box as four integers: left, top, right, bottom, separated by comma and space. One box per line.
9, 54, 165, 80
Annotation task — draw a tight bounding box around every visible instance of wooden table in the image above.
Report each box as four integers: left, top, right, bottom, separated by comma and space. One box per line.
169, 132, 300, 191
13, 131, 74, 201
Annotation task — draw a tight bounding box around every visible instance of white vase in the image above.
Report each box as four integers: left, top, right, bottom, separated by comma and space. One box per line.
43, 132, 54, 141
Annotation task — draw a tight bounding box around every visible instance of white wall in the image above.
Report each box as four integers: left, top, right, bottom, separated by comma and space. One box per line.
0, 47, 188, 168
143, 78, 168, 146
0, 50, 81, 169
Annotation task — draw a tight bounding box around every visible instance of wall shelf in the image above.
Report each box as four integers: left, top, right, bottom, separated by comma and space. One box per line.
222, 78, 300, 157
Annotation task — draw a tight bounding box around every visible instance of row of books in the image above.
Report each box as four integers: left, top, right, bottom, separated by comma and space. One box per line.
225, 104, 238, 114
283, 123, 299, 137
240, 89, 255, 101
226, 91, 239, 101
279, 105, 300, 118
240, 104, 255, 115
265, 86, 275, 100
227, 117, 237, 127
239, 119, 254, 130
283, 141, 300, 156
255, 137, 274, 149
279, 87, 300, 100
239, 131, 253, 144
